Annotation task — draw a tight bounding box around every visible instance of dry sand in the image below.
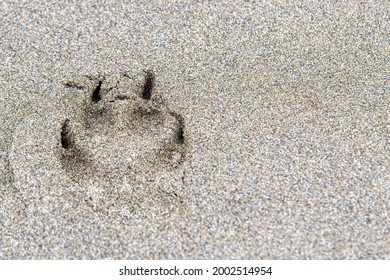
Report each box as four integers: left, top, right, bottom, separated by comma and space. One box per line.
0, 1, 389, 259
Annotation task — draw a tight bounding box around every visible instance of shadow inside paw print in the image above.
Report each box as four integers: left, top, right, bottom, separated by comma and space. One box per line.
60, 70, 188, 219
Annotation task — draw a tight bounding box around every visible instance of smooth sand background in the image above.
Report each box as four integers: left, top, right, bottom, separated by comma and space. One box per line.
1, 1, 389, 259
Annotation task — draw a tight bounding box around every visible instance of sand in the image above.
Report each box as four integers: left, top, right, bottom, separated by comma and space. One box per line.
0, 1, 389, 259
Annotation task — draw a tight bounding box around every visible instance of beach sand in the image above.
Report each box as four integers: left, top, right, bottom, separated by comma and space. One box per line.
1, 1, 389, 259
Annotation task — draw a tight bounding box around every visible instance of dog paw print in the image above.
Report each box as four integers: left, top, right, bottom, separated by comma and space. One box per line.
60, 70, 188, 219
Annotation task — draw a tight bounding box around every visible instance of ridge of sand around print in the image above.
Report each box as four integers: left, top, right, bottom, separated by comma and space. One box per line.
9, 69, 190, 224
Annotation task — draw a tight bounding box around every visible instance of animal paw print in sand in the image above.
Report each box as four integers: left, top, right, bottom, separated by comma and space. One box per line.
60, 70, 187, 218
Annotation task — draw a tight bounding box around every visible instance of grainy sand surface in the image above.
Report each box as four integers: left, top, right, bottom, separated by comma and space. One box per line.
0, 1, 389, 259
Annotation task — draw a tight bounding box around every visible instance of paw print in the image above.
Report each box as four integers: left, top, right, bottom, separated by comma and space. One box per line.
60, 70, 188, 218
